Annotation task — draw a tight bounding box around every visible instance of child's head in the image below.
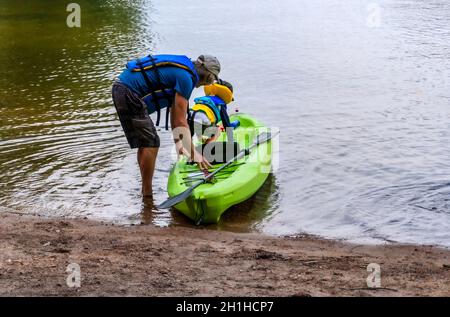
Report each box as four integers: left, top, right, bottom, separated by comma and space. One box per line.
216, 79, 233, 93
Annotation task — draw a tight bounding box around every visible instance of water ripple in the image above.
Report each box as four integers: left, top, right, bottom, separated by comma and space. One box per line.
1, 0, 450, 247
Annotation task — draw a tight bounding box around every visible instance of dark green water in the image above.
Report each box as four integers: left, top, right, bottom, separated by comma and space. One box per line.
0, 0, 158, 220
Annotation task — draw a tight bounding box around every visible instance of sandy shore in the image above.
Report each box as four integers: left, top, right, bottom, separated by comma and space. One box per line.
0, 212, 449, 296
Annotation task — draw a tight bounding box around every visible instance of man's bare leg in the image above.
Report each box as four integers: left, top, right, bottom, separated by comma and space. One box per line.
137, 147, 158, 197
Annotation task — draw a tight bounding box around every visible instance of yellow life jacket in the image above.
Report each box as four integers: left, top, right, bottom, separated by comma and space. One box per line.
203, 83, 234, 104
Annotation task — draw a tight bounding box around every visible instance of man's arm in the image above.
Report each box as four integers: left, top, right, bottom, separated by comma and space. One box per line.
171, 92, 212, 170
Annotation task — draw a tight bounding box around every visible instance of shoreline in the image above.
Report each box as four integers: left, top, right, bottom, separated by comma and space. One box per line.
1, 212, 449, 296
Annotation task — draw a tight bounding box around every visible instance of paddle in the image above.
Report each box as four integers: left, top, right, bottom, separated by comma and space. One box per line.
157, 131, 278, 209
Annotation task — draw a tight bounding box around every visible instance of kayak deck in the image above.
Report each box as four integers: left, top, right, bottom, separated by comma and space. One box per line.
167, 113, 273, 224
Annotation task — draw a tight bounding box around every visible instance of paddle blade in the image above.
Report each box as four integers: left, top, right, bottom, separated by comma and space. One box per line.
158, 187, 195, 209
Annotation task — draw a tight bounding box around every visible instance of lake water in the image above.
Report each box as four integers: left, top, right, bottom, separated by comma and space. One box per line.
1, 0, 450, 247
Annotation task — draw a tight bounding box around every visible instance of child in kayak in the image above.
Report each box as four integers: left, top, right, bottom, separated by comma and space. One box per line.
187, 79, 240, 164
188, 79, 239, 144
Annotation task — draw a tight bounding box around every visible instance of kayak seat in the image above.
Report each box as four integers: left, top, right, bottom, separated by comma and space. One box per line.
194, 141, 241, 165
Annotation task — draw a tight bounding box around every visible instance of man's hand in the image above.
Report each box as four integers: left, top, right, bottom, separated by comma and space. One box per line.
171, 92, 212, 171
175, 139, 212, 171
193, 149, 212, 171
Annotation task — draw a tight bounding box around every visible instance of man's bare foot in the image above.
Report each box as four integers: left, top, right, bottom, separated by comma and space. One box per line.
141, 195, 157, 225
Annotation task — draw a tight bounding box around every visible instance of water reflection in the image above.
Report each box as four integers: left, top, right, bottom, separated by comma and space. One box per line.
136, 174, 279, 233
0, 0, 156, 222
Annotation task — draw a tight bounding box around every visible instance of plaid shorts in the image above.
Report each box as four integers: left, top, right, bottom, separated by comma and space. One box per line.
112, 82, 160, 148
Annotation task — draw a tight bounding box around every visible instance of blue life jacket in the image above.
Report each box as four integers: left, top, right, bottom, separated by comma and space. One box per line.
126, 54, 199, 130
189, 96, 240, 136
192, 96, 225, 124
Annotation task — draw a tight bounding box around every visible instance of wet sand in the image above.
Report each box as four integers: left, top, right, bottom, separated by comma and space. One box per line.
1, 212, 449, 296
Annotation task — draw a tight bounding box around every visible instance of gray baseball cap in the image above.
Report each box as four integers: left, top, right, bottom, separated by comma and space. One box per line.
197, 54, 221, 80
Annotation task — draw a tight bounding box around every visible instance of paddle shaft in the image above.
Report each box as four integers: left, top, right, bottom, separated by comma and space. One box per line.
181, 132, 273, 190
183, 148, 247, 191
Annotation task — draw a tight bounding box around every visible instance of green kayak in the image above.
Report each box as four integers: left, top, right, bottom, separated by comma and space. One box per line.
167, 113, 273, 224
